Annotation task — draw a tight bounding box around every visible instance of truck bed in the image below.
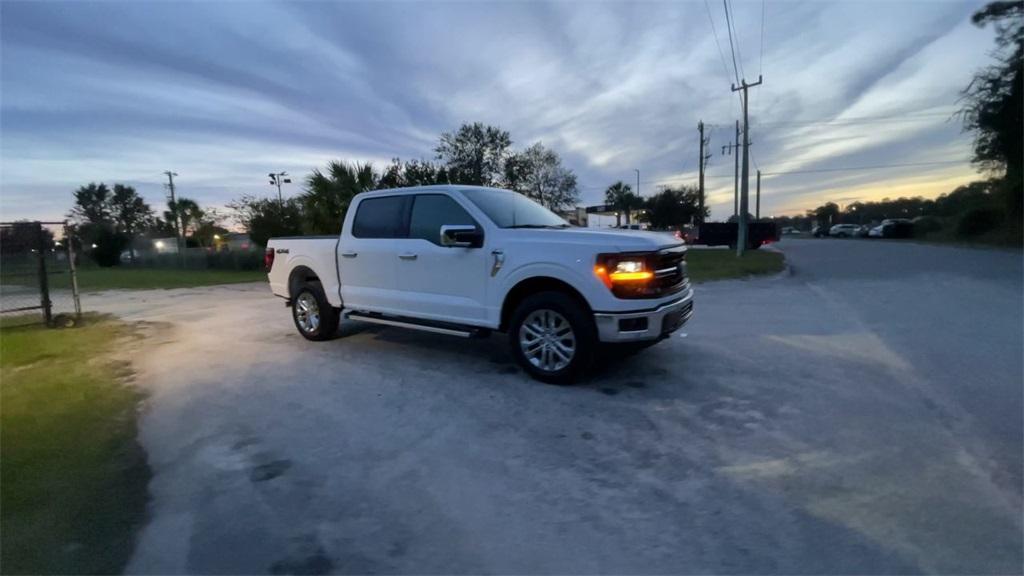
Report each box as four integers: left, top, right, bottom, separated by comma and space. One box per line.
266, 236, 341, 306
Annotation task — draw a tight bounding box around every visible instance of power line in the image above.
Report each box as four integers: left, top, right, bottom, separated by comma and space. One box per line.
703, 0, 735, 86
724, 0, 746, 81
721, 0, 742, 84
754, 0, 765, 118
760, 159, 967, 176
757, 0, 765, 77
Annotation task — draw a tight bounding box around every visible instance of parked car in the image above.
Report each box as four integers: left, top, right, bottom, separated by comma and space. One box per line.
265, 185, 694, 383
829, 223, 861, 237
812, 224, 829, 237
781, 226, 804, 235
869, 218, 914, 239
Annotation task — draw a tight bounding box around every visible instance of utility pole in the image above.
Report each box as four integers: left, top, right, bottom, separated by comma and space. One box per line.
633, 168, 640, 225
731, 75, 763, 256
697, 122, 711, 225
755, 169, 761, 220
721, 123, 741, 219
697, 122, 705, 224
269, 172, 291, 204
733, 120, 740, 219
163, 171, 182, 251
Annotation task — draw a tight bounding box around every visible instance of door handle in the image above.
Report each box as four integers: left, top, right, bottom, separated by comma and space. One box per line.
398, 253, 418, 261
341, 251, 358, 258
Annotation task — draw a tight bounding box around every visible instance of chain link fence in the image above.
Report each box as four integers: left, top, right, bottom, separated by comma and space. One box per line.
0, 221, 82, 326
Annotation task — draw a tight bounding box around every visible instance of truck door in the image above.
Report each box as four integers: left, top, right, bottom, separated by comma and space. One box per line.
337, 195, 408, 313
390, 193, 488, 325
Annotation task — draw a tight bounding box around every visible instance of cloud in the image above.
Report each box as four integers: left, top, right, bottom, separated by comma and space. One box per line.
0, 0, 996, 222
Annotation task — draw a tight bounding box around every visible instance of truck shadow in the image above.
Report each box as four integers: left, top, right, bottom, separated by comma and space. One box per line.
337, 319, 677, 393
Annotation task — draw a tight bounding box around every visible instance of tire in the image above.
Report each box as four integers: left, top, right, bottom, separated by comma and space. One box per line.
508, 291, 597, 384
292, 282, 339, 341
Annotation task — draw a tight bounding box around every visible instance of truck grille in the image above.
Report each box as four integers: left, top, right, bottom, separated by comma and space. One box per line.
653, 247, 688, 294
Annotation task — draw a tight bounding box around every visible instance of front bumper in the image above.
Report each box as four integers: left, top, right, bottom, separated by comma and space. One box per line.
593, 288, 694, 343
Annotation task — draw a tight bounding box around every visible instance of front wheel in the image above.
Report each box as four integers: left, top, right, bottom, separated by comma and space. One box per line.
508, 291, 596, 384
292, 283, 339, 341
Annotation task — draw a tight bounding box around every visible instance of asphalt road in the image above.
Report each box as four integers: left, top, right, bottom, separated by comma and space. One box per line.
87, 239, 1022, 574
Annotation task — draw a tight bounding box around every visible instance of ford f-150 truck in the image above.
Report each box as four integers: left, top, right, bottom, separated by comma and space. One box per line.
265, 185, 693, 383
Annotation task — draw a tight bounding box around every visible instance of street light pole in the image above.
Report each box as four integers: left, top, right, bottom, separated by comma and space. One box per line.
269, 172, 291, 204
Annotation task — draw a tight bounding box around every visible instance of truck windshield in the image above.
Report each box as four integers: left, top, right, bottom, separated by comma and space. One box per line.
461, 188, 570, 229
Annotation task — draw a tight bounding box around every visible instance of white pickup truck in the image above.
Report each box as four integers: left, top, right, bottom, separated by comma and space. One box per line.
265, 185, 693, 382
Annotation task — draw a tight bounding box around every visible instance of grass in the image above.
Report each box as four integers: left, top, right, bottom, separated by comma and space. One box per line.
17, 266, 266, 292
687, 248, 786, 283
0, 315, 150, 575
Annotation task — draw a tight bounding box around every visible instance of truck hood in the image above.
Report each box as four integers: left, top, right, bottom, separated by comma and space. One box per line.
506, 227, 683, 252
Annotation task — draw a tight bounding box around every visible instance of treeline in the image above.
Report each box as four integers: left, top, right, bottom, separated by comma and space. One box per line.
230, 122, 582, 246
772, 178, 1015, 241
65, 183, 227, 266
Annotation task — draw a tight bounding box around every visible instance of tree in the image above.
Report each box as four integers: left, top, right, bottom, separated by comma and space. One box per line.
378, 158, 448, 189
164, 198, 203, 237
69, 182, 113, 225
435, 122, 512, 186
604, 182, 641, 227
109, 184, 154, 260
0, 221, 54, 255
69, 182, 154, 266
227, 195, 304, 247
960, 1, 1023, 223
644, 186, 705, 229
808, 202, 841, 227
503, 143, 580, 210
300, 161, 377, 235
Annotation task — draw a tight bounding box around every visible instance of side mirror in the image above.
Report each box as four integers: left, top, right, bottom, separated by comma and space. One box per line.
440, 225, 483, 248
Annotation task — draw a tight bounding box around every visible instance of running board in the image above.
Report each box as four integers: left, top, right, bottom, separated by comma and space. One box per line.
344, 311, 486, 338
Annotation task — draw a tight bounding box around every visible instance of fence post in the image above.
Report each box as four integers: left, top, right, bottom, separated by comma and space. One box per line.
36, 223, 52, 325
64, 222, 82, 318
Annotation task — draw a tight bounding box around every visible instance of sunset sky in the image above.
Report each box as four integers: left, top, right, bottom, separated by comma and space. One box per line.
0, 0, 995, 223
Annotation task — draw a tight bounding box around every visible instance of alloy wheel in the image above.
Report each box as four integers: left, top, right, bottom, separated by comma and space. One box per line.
295, 292, 321, 334
519, 309, 576, 372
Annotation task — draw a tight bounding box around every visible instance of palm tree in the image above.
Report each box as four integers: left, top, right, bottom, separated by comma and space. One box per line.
164, 198, 202, 237
300, 161, 378, 235
605, 181, 640, 227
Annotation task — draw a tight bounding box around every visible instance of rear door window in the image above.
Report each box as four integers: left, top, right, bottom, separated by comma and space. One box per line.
408, 194, 478, 245
352, 196, 408, 238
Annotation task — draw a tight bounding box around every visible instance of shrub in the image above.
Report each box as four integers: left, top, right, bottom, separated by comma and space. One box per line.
912, 216, 943, 237
956, 207, 1004, 237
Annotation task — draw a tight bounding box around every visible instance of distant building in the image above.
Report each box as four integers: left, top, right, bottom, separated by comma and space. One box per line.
558, 207, 589, 227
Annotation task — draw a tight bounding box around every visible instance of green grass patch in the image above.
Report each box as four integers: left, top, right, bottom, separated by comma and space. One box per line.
1, 315, 150, 574
687, 249, 785, 283
66, 267, 264, 292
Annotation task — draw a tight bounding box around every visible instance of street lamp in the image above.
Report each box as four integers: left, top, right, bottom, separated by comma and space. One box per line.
269, 172, 292, 204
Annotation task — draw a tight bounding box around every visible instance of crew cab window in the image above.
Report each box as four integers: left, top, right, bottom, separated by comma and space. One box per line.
408, 194, 478, 245
352, 196, 408, 238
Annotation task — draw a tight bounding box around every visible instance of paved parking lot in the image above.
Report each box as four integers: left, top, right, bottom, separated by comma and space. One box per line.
87, 239, 1022, 574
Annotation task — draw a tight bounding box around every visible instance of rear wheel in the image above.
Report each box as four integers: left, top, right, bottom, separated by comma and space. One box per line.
508, 291, 596, 384
292, 282, 339, 341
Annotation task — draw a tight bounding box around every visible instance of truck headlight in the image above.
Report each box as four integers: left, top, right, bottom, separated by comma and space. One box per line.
594, 253, 655, 289
614, 260, 645, 274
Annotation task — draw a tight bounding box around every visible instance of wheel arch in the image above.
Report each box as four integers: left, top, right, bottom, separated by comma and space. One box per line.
499, 276, 592, 332
288, 265, 321, 299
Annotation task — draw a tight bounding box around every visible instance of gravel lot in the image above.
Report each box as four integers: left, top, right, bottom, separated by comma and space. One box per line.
86, 239, 1022, 574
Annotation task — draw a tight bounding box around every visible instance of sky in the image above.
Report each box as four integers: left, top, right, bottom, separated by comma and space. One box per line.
0, 0, 997, 225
